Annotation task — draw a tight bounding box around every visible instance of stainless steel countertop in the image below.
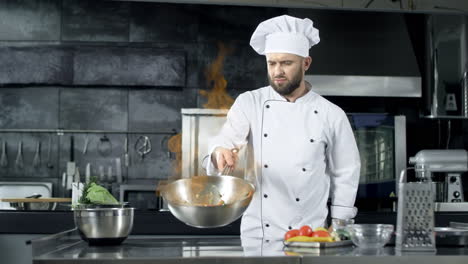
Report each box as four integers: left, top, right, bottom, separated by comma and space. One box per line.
29, 229, 468, 264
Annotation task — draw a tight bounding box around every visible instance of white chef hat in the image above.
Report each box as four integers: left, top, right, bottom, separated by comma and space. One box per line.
250, 15, 320, 57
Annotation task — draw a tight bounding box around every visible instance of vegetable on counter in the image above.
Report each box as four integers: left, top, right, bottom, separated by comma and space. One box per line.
284, 225, 335, 243
78, 177, 119, 205
286, 235, 334, 243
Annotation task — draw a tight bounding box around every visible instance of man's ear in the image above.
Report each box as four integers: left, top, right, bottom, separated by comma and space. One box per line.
303, 56, 312, 71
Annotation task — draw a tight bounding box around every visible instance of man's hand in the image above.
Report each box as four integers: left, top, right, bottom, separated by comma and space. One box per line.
211, 147, 239, 171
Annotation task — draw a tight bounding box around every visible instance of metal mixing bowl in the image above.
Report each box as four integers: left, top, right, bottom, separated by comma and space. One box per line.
74, 207, 134, 246
161, 175, 255, 228
10, 201, 58, 210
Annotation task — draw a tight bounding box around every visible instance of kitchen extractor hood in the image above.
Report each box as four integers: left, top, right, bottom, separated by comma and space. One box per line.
304, 75, 421, 97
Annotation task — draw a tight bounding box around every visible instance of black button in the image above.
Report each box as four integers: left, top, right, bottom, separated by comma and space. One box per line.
314, 110, 318, 114
302, 168, 306, 172
264, 194, 268, 198
266, 224, 270, 227
296, 198, 300, 202
266, 105, 270, 108
264, 133, 268, 137
265, 239, 270, 243
288, 226, 292, 230
264, 164, 268, 168
310, 139, 314, 142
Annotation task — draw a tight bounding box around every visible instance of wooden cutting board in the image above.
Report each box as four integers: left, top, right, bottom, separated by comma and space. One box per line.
0, 198, 71, 203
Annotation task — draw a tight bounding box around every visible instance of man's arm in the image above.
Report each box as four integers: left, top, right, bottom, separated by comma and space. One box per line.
326, 110, 361, 220
203, 94, 250, 175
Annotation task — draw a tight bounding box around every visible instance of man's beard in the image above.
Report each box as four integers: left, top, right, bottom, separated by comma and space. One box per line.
268, 69, 303, 96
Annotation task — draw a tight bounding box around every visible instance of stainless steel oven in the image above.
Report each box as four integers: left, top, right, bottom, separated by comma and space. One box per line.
349, 114, 406, 199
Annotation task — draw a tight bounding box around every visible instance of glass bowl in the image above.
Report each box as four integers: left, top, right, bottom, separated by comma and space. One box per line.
346, 224, 394, 248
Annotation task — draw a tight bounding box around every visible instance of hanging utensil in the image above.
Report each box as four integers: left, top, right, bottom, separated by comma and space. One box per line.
66, 136, 76, 191
135, 136, 152, 161
0, 141, 8, 168
61, 172, 67, 197
32, 140, 41, 168
161, 135, 171, 159
115, 158, 122, 183
46, 135, 53, 169
124, 136, 129, 167
85, 163, 91, 184
82, 135, 89, 155
98, 135, 112, 157
107, 166, 113, 183
99, 165, 105, 182
15, 141, 24, 169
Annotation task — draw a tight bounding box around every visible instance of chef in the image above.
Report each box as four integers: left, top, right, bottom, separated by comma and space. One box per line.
204, 15, 361, 239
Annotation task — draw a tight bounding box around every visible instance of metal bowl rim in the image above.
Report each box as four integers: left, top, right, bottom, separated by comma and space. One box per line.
73, 207, 135, 212
161, 175, 256, 207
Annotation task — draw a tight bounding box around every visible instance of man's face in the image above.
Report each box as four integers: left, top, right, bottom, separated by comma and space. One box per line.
266, 53, 309, 96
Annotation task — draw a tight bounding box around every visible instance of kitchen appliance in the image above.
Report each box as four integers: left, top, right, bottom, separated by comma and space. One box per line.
74, 207, 134, 246
161, 175, 254, 228
181, 109, 242, 179
409, 149, 468, 211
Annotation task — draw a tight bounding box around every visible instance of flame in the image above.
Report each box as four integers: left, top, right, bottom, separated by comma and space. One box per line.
199, 42, 235, 109
166, 42, 234, 179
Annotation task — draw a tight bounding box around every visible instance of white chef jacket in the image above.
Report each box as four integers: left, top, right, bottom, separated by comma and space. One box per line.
205, 85, 360, 239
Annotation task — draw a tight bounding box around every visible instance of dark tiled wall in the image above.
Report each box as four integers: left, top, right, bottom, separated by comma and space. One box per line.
0, 0, 275, 195
62, 0, 130, 42
0, 0, 61, 41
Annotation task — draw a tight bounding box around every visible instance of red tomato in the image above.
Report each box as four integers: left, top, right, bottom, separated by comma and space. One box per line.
312, 230, 330, 238
298, 225, 314, 237
284, 229, 300, 240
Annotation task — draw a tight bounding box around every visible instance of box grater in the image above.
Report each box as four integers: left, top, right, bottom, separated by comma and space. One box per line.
395, 169, 436, 251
